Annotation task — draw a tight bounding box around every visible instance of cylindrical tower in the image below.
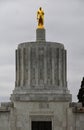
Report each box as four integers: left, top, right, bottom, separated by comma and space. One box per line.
11, 28, 71, 102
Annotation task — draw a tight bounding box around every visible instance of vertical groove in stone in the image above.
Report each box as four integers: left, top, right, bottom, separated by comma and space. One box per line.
58, 48, 61, 87
54, 48, 56, 86
65, 50, 67, 87
22, 48, 25, 86
19, 49, 21, 86
57, 48, 59, 86
61, 49, 63, 87
46, 46, 52, 85
38, 46, 44, 85
23, 48, 25, 86
54, 48, 57, 86
61, 49, 64, 87
59, 49, 63, 87
52, 47, 55, 85
23, 48, 28, 86
21, 48, 24, 86
62, 49, 64, 87
15, 50, 17, 86
62, 50, 65, 87
30, 47, 36, 85
28, 46, 30, 86
36, 46, 38, 86
44, 46, 47, 85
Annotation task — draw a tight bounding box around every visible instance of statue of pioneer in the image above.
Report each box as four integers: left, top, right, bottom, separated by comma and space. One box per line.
37, 7, 44, 28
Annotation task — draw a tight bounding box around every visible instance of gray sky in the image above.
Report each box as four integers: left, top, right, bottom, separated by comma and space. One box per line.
0, 0, 84, 101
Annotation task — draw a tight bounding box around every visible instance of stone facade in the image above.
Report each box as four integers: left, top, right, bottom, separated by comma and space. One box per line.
0, 101, 84, 130
0, 28, 84, 130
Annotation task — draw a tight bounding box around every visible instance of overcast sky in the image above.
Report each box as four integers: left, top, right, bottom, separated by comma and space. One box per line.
0, 0, 84, 102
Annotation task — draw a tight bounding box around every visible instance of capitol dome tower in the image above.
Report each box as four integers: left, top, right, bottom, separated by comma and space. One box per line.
11, 7, 71, 102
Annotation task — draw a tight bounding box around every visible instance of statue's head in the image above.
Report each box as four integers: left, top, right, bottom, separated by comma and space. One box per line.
39, 7, 42, 10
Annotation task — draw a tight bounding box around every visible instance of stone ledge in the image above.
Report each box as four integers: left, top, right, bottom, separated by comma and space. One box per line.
1, 102, 14, 108
0, 107, 11, 112
13, 88, 70, 96
0, 102, 14, 112
69, 102, 82, 108
72, 107, 84, 113
18, 41, 64, 49
69, 102, 84, 113
11, 93, 71, 102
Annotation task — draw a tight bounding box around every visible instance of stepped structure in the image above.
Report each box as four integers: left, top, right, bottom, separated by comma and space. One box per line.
11, 28, 71, 102
0, 7, 84, 130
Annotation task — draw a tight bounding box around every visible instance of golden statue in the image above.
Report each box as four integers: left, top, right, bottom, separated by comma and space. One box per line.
37, 7, 44, 29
